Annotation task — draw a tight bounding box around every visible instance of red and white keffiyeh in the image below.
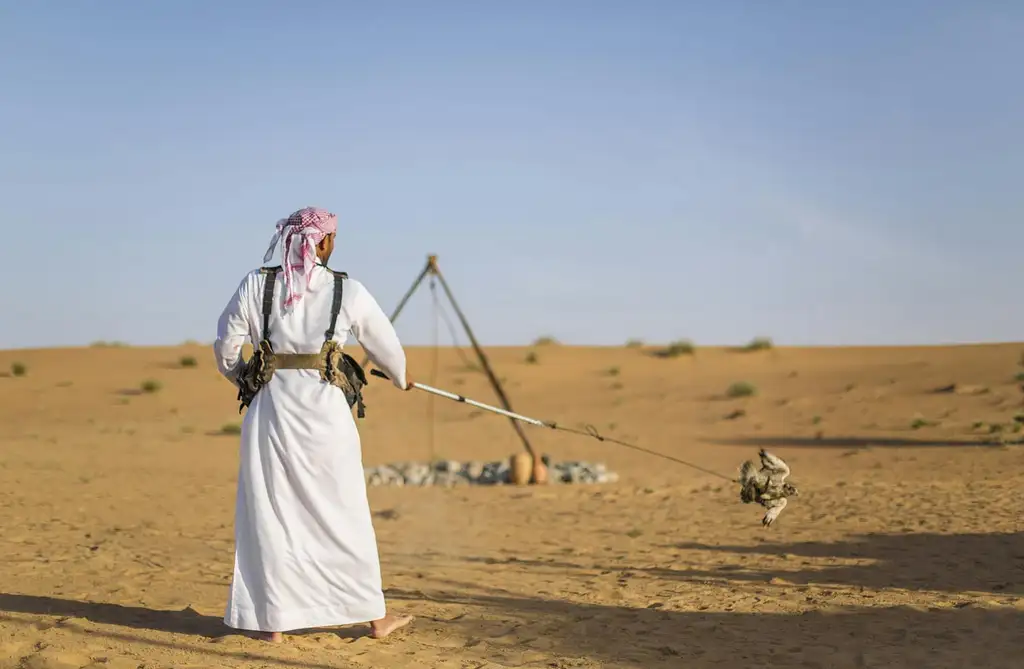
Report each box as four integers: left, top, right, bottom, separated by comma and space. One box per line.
262, 207, 338, 313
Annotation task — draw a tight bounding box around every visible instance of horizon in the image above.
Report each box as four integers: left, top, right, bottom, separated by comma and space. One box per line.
4, 339, 1024, 354
2, 3, 1022, 349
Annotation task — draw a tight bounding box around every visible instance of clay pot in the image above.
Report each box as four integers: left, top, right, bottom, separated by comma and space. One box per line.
510, 452, 532, 485
531, 457, 548, 484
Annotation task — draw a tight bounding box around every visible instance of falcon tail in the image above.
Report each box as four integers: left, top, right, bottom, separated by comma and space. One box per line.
738, 460, 759, 503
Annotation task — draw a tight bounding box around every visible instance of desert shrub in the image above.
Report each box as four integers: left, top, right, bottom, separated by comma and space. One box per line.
220, 423, 242, 435
742, 337, 773, 352
910, 416, 938, 430
532, 335, 558, 346
659, 339, 695, 357
179, 356, 197, 368
524, 351, 538, 364
10, 362, 26, 377
140, 379, 162, 393
726, 381, 757, 398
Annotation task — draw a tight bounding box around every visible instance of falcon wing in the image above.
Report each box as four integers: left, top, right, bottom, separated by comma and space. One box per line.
739, 459, 765, 486
739, 459, 765, 503
758, 449, 790, 482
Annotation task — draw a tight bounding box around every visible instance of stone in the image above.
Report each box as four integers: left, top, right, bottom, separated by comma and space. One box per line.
364, 456, 616, 487
465, 460, 485, 480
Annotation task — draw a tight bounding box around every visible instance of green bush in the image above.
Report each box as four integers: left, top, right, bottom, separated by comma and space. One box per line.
742, 337, 773, 352
726, 381, 757, 398
659, 339, 695, 357
220, 423, 242, 435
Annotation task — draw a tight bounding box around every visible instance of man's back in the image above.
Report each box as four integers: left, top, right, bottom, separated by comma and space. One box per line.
245, 264, 354, 354
215, 264, 407, 393
213, 206, 415, 640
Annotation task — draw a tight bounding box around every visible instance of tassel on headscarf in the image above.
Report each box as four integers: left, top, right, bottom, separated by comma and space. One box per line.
263, 207, 338, 313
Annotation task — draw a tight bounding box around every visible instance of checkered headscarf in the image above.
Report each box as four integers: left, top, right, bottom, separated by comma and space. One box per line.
262, 207, 338, 313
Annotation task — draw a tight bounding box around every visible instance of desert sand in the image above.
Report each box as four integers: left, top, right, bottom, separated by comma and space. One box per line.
1, 341, 1022, 668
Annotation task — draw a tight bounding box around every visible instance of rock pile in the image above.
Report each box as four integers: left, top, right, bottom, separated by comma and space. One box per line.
364, 457, 618, 487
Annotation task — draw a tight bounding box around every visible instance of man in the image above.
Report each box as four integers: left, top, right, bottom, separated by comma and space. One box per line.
213, 206, 414, 642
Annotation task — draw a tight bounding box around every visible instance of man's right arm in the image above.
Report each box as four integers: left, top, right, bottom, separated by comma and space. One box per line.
346, 280, 410, 391
213, 273, 254, 386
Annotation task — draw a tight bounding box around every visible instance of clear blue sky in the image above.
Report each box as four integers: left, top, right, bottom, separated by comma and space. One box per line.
2, 2, 1021, 349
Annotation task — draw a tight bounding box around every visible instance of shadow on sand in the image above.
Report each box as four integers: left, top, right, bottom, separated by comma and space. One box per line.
6, 589, 1015, 668
0, 594, 225, 637
704, 434, 1011, 449
664, 530, 1024, 594
454, 531, 1024, 596
384, 583, 1021, 668
3, 531, 1022, 668
0, 593, 370, 640
392, 530, 1024, 666
0, 598, 361, 669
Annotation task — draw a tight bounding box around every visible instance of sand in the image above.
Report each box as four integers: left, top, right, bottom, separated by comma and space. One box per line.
1, 341, 1022, 669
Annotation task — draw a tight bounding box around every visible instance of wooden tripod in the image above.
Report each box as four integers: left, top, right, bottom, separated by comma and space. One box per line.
359, 255, 537, 459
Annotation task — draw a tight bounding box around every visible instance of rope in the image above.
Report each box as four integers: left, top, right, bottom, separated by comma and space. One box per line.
427, 276, 440, 461
549, 423, 738, 482
368, 367, 738, 483
435, 297, 479, 371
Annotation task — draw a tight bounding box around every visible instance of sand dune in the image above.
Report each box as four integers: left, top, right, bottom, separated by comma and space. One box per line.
1, 342, 1023, 668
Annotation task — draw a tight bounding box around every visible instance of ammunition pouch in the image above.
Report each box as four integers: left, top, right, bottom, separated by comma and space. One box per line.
320, 340, 369, 416
236, 339, 277, 411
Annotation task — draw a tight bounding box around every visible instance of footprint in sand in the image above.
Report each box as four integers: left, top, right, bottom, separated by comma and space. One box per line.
15, 650, 94, 669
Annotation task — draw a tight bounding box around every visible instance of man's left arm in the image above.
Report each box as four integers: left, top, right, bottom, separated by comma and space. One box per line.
213, 274, 253, 386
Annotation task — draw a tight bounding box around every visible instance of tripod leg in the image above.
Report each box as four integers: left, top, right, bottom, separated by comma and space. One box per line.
359, 259, 432, 369
432, 266, 537, 459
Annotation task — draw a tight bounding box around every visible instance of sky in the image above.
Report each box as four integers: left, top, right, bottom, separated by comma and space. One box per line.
1, 1, 1022, 350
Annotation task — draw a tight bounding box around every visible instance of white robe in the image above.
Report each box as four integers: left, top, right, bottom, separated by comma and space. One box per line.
213, 263, 407, 632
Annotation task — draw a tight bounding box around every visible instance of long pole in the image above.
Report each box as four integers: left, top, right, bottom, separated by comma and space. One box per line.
368, 369, 737, 481
370, 369, 551, 427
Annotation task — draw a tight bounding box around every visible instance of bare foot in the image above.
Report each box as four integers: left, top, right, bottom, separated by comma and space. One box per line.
370, 614, 414, 639
256, 631, 284, 643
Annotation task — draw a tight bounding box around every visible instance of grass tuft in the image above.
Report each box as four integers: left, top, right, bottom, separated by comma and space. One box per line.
726, 381, 757, 398
910, 416, 939, 430
741, 337, 773, 352
657, 339, 695, 358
